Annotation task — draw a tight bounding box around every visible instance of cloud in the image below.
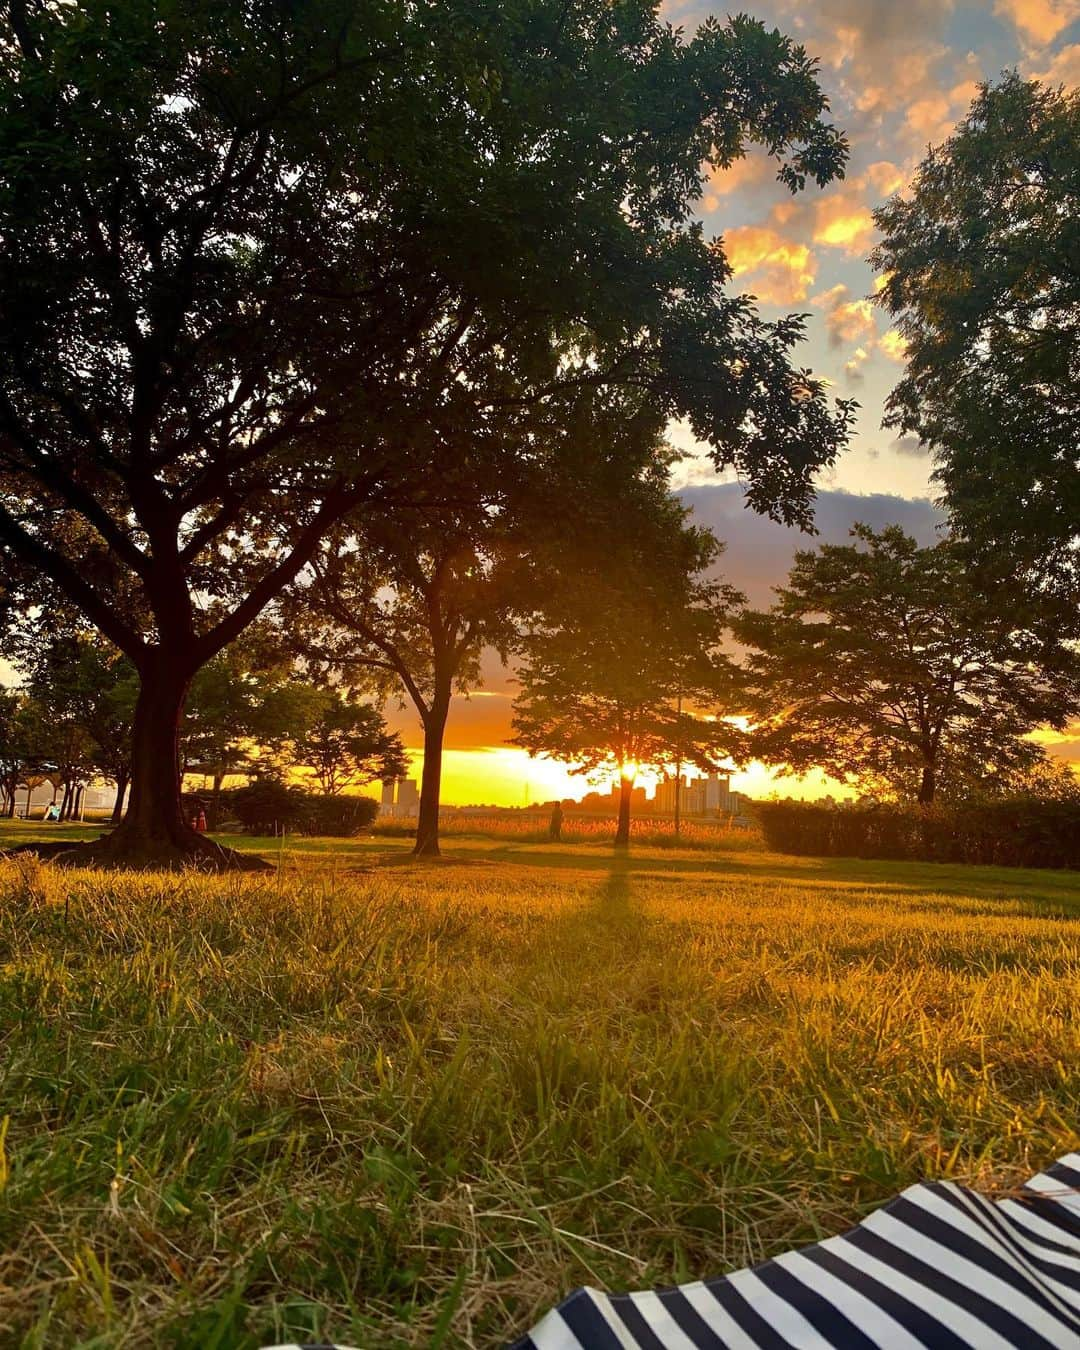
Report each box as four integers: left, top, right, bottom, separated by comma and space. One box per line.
1029, 42, 1080, 84
813, 285, 878, 346
994, 0, 1079, 46
681, 482, 944, 605
812, 192, 877, 255
905, 78, 981, 144
863, 160, 908, 196
891, 435, 929, 458
844, 346, 871, 381
702, 153, 775, 209
723, 225, 817, 304
879, 329, 909, 362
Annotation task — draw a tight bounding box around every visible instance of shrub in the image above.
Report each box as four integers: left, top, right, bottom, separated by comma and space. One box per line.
304, 794, 378, 837
753, 798, 1080, 869
227, 783, 378, 837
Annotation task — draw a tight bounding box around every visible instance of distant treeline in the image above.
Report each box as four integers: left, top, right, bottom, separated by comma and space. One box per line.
755, 800, 1080, 871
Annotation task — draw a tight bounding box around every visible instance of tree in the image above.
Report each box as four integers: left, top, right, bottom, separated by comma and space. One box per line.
291, 692, 405, 797
286, 496, 536, 856
15, 632, 138, 822
0, 1, 852, 867
872, 75, 1080, 588
736, 526, 1080, 804
511, 487, 742, 847
182, 635, 327, 826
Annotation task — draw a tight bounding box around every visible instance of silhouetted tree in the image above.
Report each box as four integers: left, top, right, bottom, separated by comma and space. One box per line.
737, 526, 1080, 803
291, 692, 405, 797
0, 1, 852, 867
512, 486, 742, 847
873, 76, 1080, 594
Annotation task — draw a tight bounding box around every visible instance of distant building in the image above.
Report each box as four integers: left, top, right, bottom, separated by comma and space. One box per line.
652, 771, 742, 817
379, 776, 420, 818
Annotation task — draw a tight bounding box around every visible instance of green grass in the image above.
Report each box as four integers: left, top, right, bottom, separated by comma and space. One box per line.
1, 821, 1079, 1347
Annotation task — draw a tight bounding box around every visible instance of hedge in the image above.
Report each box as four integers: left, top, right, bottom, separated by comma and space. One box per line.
753, 798, 1080, 870
224, 781, 379, 837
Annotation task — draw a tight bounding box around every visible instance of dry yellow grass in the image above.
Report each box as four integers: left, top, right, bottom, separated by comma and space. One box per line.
0, 826, 1078, 1346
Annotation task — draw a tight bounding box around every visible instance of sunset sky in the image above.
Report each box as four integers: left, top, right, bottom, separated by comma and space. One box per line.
386, 0, 1080, 807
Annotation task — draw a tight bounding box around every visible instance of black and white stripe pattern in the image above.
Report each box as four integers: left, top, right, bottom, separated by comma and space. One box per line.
513, 1154, 1080, 1349
259, 1155, 1080, 1350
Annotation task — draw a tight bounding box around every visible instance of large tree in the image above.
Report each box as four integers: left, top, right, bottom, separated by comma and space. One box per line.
872, 75, 1080, 587
511, 487, 742, 847
0, 0, 852, 867
736, 526, 1080, 804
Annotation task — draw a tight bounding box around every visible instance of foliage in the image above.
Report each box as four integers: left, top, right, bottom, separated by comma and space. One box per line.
0, 834, 1077, 1344
226, 780, 378, 836
755, 797, 1080, 870
290, 692, 405, 796
736, 525, 1080, 803
512, 480, 745, 844
11, 629, 137, 798
0, 0, 853, 855
872, 75, 1080, 585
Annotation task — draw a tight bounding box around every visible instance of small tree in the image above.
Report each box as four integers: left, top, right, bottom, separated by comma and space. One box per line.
512, 489, 742, 847
736, 525, 1080, 803
16, 632, 137, 822
873, 76, 1080, 592
292, 693, 405, 797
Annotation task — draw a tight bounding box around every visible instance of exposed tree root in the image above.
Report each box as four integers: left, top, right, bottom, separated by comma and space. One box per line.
5, 832, 272, 873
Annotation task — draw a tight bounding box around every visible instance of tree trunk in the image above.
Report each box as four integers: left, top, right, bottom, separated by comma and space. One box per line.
414, 691, 450, 858
24, 651, 269, 870
614, 773, 633, 849
918, 762, 936, 805
111, 770, 129, 824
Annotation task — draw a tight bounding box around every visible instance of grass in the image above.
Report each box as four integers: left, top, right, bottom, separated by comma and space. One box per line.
1, 822, 1079, 1347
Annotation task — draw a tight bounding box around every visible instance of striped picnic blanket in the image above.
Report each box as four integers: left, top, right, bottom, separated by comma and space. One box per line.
264, 1153, 1080, 1350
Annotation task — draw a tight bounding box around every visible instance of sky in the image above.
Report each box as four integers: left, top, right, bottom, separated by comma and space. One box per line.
383, 0, 1080, 807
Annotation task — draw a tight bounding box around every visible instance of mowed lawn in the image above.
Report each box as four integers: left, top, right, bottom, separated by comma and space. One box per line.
1, 823, 1079, 1348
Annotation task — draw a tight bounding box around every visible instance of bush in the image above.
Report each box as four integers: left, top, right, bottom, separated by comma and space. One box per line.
753, 798, 1080, 869
227, 782, 378, 837
304, 794, 378, 837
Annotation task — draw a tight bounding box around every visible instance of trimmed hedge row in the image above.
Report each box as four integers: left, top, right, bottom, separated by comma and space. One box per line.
220, 781, 379, 837
753, 798, 1080, 870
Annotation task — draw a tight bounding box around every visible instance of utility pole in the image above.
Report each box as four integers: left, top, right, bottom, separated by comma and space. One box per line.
673, 690, 682, 840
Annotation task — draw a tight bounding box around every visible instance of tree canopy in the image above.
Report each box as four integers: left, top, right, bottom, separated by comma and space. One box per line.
512, 483, 743, 846
736, 525, 1080, 804
872, 75, 1080, 585
0, 0, 852, 866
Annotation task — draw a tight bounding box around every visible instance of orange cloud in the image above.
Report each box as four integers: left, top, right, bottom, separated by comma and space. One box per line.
1030, 42, 1080, 85
702, 153, 774, 210
994, 0, 1079, 45
863, 160, 908, 197
812, 284, 878, 346
844, 346, 871, 381
906, 79, 981, 144
879, 329, 909, 362
812, 193, 876, 255
724, 226, 817, 304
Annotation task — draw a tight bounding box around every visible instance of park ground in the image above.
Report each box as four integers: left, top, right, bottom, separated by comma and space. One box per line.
1, 821, 1079, 1347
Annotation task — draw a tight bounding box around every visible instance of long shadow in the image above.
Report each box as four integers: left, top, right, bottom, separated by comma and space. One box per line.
402, 839, 1080, 915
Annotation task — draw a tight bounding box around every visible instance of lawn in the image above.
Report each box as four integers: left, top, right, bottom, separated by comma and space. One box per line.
1, 822, 1078, 1348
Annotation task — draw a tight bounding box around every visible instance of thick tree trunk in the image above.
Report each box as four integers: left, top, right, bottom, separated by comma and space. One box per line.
23, 651, 268, 871
110, 771, 129, 824
614, 774, 633, 849
414, 692, 450, 858
918, 762, 936, 805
